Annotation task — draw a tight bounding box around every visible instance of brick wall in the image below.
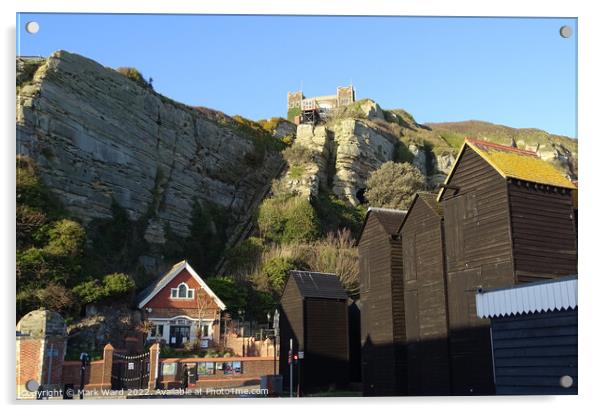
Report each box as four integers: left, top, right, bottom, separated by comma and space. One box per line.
16, 339, 41, 397
158, 357, 278, 389
62, 360, 107, 390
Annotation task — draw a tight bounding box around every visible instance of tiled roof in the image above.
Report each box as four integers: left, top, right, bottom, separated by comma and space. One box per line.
289, 271, 348, 300
465, 138, 576, 189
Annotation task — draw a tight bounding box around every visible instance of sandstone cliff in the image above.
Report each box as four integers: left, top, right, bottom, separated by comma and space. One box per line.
17, 51, 287, 274
16, 52, 578, 277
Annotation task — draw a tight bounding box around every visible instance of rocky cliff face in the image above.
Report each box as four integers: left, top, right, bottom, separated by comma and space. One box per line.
287, 119, 399, 206
16, 51, 285, 272
280, 102, 445, 206
16, 52, 578, 276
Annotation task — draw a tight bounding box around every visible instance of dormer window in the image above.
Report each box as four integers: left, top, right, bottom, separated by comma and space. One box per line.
170, 283, 194, 299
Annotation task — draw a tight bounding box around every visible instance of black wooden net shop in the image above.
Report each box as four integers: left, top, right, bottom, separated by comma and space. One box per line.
399, 192, 451, 395
357, 207, 407, 396
436, 138, 577, 394
278, 271, 350, 394
476, 276, 578, 395
356, 138, 577, 396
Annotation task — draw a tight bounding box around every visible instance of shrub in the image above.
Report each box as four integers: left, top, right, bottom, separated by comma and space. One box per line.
223, 237, 264, 277
72, 280, 105, 305
300, 230, 359, 295
287, 107, 301, 122
16, 247, 47, 285
44, 219, 86, 258
365, 161, 426, 210
261, 256, 297, 294
314, 192, 366, 238
257, 117, 284, 134
246, 288, 277, 321
116, 67, 153, 89
16, 156, 62, 216
16, 205, 47, 249
288, 165, 304, 179
231, 115, 285, 156
103, 273, 136, 297
257, 195, 320, 244
282, 144, 316, 165
35, 283, 76, 313
17, 287, 41, 318
73, 273, 135, 305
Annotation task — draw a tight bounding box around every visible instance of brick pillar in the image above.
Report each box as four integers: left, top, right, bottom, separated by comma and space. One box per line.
16, 309, 67, 399
148, 342, 160, 392
100, 344, 114, 390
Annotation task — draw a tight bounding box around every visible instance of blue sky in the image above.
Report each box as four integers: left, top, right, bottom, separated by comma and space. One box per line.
17, 14, 577, 137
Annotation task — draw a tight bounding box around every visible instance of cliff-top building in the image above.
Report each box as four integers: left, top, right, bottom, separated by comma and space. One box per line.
287, 85, 356, 124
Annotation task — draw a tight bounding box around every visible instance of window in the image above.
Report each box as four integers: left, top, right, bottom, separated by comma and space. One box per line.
161, 362, 177, 376
202, 324, 209, 337
151, 324, 164, 337
223, 361, 242, 375
197, 362, 215, 376
170, 283, 194, 299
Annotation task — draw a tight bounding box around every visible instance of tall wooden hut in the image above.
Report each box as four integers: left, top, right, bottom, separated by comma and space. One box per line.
347, 299, 362, 383
437, 138, 577, 394
399, 192, 450, 395
278, 271, 350, 394
357, 207, 407, 396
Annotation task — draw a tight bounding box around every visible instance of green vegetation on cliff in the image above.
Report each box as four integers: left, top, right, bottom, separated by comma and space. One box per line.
16, 157, 136, 319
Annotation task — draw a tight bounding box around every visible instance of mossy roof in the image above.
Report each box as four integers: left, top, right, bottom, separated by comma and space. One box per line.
438, 138, 575, 202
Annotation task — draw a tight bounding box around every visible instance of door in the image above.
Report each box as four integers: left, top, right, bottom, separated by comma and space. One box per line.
169, 325, 190, 347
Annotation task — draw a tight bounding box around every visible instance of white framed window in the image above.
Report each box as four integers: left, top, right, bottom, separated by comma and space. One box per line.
150, 324, 164, 338
170, 282, 195, 299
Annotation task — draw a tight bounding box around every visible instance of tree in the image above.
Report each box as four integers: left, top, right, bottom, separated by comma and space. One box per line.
365, 161, 426, 210
205, 277, 247, 316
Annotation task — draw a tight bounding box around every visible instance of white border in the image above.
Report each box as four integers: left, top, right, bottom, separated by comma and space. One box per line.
3, 0, 600, 411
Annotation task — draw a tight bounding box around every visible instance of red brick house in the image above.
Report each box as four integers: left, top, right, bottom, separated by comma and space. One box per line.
137, 260, 226, 348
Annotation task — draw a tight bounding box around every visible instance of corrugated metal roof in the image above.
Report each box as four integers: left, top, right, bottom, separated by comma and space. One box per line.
476, 276, 577, 318
289, 271, 348, 300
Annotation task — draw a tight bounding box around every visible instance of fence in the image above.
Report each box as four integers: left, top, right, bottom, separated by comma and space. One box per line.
60, 342, 277, 393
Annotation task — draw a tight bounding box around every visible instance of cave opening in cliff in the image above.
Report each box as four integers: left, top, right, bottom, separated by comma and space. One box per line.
356, 188, 366, 204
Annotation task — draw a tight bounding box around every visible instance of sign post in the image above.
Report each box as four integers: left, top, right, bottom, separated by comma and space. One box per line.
289, 338, 293, 398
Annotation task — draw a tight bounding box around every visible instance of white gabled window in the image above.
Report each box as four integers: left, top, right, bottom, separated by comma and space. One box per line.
170, 282, 194, 299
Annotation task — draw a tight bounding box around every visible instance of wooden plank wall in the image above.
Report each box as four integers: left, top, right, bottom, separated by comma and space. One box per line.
303, 298, 349, 391
359, 215, 406, 395
401, 197, 450, 395
508, 182, 578, 282
279, 280, 304, 390
491, 309, 578, 395
442, 146, 515, 394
